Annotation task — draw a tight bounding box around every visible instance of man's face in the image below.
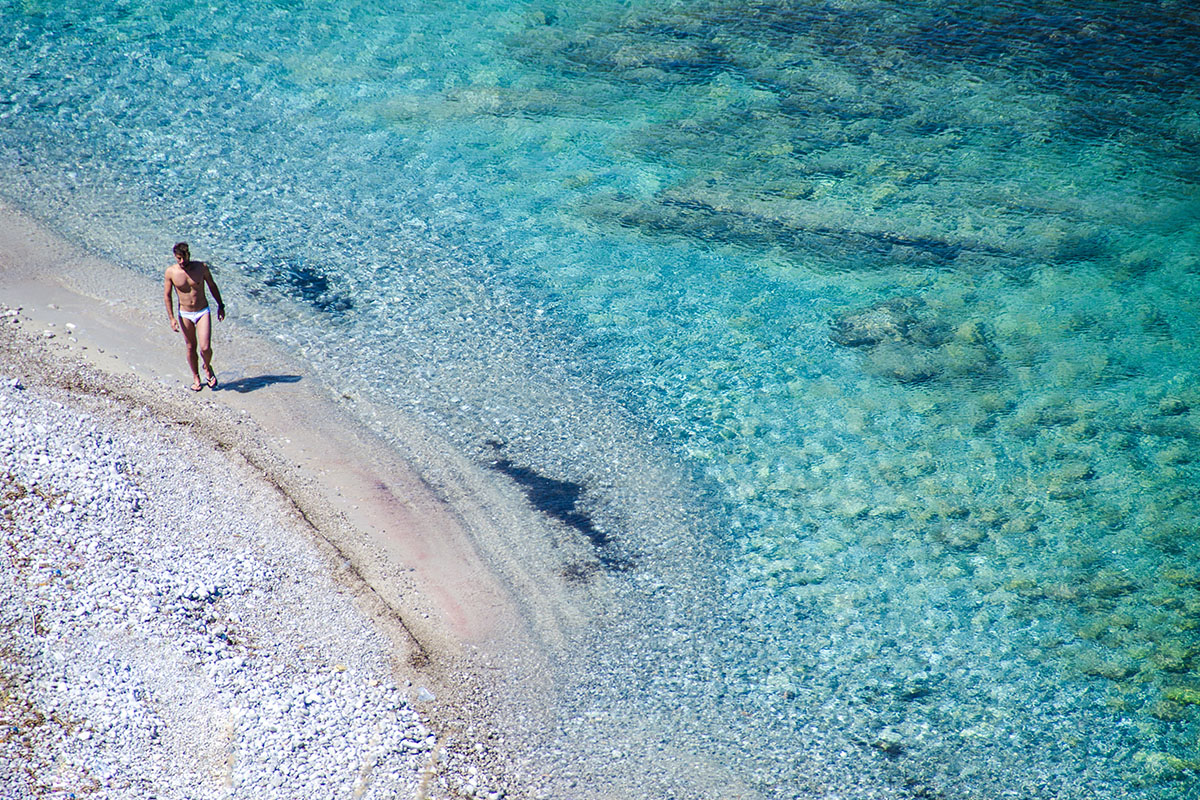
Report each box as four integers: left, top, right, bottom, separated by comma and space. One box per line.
175, 251, 188, 265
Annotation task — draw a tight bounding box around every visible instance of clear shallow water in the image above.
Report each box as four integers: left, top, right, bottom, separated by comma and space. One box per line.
3, 1, 1200, 797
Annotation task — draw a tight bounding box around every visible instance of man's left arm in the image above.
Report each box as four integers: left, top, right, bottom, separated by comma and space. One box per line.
204, 265, 226, 321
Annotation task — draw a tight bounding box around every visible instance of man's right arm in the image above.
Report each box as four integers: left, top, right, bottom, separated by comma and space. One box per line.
164, 269, 179, 332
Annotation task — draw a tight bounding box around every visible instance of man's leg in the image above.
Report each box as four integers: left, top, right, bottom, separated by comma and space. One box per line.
180, 318, 202, 390
195, 313, 216, 386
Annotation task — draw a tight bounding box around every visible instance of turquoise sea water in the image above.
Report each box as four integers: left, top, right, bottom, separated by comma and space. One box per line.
3, 1, 1200, 797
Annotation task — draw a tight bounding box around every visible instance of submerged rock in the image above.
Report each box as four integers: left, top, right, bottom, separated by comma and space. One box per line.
934, 523, 988, 551
873, 727, 905, 754
1076, 650, 1137, 680
1157, 396, 1190, 416
1161, 568, 1200, 588
1164, 686, 1200, 706
1087, 570, 1139, 599
1133, 750, 1191, 784
830, 297, 1001, 385
862, 342, 941, 384
830, 297, 926, 348
1151, 641, 1195, 673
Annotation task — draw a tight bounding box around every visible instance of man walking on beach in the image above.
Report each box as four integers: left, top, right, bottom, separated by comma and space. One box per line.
164, 242, 225, 392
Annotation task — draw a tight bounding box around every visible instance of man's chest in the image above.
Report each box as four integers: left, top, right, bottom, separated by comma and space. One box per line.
173, 270, 205, 291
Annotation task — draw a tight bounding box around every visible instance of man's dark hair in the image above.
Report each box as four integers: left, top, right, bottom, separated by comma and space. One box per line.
173, 242, 190, 259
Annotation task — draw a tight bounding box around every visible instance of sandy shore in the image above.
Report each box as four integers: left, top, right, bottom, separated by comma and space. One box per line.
0, 200, 569, 797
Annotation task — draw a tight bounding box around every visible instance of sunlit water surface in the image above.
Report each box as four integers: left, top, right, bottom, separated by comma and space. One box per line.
3, 1, 1199, 797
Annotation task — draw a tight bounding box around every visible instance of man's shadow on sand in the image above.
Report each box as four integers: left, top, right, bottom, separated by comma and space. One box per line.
214, 374, 302, 394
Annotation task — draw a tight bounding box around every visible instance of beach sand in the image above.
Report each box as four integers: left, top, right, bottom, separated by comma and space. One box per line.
0, 199, 577, 797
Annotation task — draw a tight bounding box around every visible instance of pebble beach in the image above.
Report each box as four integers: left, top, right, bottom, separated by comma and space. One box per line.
0, 306, 510, 798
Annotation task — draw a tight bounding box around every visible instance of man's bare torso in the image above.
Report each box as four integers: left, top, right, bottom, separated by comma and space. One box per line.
166, 260, 212, 312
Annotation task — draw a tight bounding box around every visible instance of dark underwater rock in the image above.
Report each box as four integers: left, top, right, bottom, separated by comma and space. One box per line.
586, 187, 976, 271
1158, 396, 1190, 416
830, 296, 953, 349
831, 297, 1002, 385
830, 296, 925, 347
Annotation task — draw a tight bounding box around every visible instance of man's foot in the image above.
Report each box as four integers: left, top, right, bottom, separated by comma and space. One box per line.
189, 377, 203, 392
204, 366, 218, 389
